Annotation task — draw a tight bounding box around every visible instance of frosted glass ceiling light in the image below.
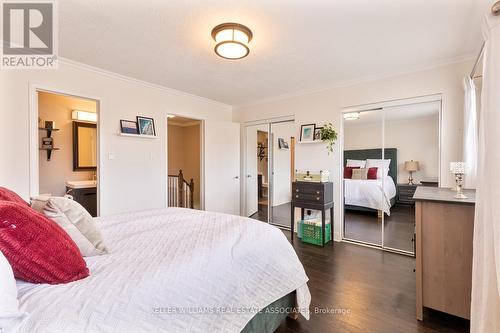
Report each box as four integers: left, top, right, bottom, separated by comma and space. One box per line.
211, 23, 252, 60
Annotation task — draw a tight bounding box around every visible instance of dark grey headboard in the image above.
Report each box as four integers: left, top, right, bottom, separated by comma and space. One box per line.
344, 148, 397, 185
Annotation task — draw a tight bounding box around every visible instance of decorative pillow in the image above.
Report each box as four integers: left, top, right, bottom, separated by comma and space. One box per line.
346, 159, 366, 168
0, 250, 21, 320
366, 159, 391, 179
0, 187, 28, 206
44, 197, 108, 257
0, 201, 89, 284
30, 194, 51, 213
367, 167, 378, 180
352, 168, 368, 180
344, 166, 360, 179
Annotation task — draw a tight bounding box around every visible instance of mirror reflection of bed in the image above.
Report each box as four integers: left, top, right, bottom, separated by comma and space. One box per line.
343, 101, 440, 255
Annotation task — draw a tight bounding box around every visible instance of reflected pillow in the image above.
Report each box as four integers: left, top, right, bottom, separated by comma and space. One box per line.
366, 159, 391, 179
344, 166, 360, 179
44, 197, 108, 257
367, 167, 378, 180
352, 168, 368, 180
346, 159, 366, 168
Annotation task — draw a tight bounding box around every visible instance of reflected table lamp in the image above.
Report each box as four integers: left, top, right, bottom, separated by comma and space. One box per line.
404, 160, 419, 185
450, 162, 467, 199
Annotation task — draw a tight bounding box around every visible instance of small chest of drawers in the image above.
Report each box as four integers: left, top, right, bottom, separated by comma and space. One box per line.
292, 181, 333, 205
397, 184, 418, 205
291, 182, 334, 246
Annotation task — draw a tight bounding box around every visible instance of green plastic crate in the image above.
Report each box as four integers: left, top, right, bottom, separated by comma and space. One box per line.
299, 221, 331, 246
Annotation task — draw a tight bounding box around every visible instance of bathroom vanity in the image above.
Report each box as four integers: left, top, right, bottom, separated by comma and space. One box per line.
66, 180, 97, 217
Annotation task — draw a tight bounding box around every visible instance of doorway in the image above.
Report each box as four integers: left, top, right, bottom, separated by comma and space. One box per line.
167, 115, 202, 209
244, 119, 295, 228
342, 95, 441, 255
33, 89, 100, 217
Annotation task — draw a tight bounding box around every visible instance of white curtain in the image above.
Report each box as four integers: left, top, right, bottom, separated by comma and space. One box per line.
463, 77, 478, 189
471, 13, 500, 333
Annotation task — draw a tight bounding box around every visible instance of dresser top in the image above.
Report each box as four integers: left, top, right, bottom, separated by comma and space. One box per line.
413, 186, 476, 204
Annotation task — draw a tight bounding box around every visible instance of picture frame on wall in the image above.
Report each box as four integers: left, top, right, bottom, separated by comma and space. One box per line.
278, 138, 289, 150
314, 126, 323, 141
136, 116, 156, 136
300, 124, 315, 142
120, 120, 139, 134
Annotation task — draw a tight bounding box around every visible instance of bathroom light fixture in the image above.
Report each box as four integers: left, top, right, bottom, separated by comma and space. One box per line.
72, 110, 97, 122
343, 112, 360, 120
211, 23, 252, 60
167, 114, 176, 118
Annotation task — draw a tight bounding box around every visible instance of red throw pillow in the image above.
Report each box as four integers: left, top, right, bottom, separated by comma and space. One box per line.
0, 187, 28, 206
367, 167, 378, 180
0, 201, 89, 284
344, 166, 360, 179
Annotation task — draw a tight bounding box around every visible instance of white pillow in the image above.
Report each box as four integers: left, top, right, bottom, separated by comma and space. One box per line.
366, 159, 391, 179
0, 250, 24, 332
44, 197, 109, 257
346, 159, 366, 168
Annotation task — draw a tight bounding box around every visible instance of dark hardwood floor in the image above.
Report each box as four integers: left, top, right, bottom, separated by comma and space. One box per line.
250, 203, 291, 227
276, 232, 469, 333
344, 205, 415, 252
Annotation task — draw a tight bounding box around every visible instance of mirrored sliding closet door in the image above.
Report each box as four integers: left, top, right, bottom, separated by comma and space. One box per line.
343, 98, 441, 255
244, 120, 295, 229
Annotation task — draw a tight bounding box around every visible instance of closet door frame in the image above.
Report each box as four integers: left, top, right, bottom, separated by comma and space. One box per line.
241, 116, 294, 228
340, 94, 443, 256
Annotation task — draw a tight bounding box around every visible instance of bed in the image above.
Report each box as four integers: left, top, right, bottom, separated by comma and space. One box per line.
344, 148, 397, 215
13, 208, 311, 333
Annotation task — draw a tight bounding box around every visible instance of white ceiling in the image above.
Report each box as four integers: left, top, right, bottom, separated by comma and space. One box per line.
59, 0, 491, 106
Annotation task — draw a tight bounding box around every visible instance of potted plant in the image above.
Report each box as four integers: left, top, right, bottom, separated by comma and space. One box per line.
318, 123, 338, 154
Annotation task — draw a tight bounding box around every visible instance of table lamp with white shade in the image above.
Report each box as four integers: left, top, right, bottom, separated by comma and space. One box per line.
450, 162, 467, 199
404, 160, 419, 185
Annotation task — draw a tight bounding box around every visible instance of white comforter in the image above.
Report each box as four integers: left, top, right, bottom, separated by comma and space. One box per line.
344, 176, 397, 215
14, 208, 310, 333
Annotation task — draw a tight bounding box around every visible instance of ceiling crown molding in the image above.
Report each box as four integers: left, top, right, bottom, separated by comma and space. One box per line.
233, 53, 476, 110
58, 57, 232, 109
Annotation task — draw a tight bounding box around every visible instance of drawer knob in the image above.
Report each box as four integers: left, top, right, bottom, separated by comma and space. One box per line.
295, 189, 299, 192
316, 191, 320, 194
316, 197, 320, 200
295, 194, 299, 198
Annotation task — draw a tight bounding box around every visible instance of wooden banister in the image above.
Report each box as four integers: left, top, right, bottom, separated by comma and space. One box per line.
168, 169, 194, 209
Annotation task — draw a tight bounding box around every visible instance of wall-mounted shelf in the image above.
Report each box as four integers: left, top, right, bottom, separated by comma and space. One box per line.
38, 127, 60, 138
118, 133, 157, 139
298, 140, 322, 144
39, 147, 60, 161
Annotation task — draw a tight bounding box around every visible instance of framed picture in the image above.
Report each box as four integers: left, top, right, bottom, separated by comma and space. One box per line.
120, 120, 138, 134
314, 126, 323, 141
300, 124, 315, 142
136, 116, 156, 136
278, 138, 289, 150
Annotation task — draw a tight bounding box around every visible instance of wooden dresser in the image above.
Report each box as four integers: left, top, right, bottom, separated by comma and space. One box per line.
413, 187, 476, 320
290, 181, 333, 246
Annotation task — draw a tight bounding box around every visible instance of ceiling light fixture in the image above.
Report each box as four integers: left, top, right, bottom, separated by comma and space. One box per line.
343, 112, 360, 120
211, 23, 252, 60
167, 114, 176, 118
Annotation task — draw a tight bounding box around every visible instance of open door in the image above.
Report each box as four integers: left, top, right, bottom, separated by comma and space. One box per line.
204, 121, 240, 215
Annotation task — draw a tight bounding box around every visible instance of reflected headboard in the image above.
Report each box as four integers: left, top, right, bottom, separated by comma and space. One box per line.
344, 148, 398, 185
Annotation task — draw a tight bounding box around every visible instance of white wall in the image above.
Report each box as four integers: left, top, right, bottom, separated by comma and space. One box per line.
345, 115, 439, 184
0, 60, 232, 216
234, 60, 472, 240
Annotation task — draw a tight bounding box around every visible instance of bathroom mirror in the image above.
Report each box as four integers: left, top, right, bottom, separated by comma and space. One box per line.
73, 121, 97, 171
